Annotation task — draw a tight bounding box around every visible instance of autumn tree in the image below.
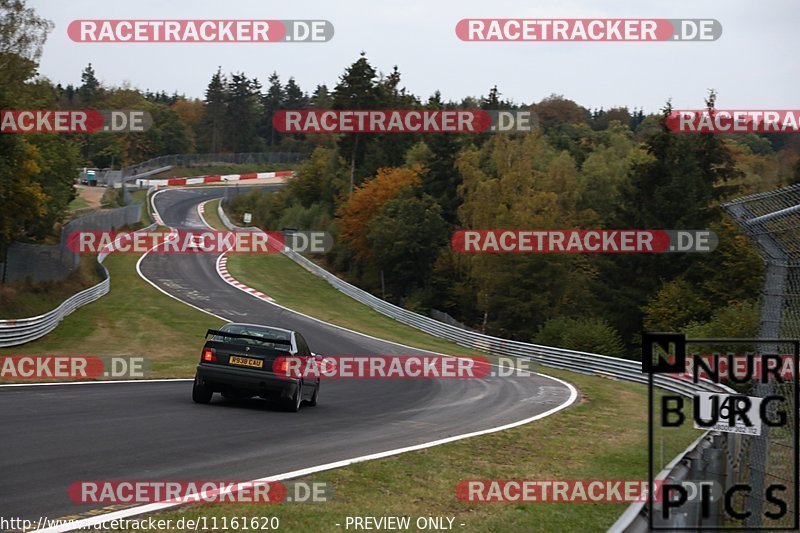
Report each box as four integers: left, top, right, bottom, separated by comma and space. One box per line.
337, 166, 423, 261
454, 133, 597, 338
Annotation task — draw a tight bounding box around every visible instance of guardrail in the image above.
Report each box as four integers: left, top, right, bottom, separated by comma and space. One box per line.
121, 152, 309, 178
609, 431, 723, 532
217, 199, 733, 530
0, 266, 111, 347
0, 199, 157, 347
216, 201, 726, 393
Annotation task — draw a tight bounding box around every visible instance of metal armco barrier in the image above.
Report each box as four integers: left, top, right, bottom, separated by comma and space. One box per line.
281, 238, 736, 529
0, 268, 110, 347
217, 200, 731, 402
221, 198, 737, 531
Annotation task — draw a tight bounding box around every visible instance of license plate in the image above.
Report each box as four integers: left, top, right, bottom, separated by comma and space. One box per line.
228, 356, 264, 369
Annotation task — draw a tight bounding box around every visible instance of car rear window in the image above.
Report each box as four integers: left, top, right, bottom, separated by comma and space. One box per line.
213, 324, 292, 351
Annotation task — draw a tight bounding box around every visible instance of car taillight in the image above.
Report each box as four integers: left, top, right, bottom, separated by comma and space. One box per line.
202, 347, 217, 362
274, 358, 289, 374
274, 356, 300, 377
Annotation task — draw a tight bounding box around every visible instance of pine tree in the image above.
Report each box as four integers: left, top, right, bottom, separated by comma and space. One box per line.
225, 72, 259, 151
201, 67, 227, 152
78, 63, 100, 103
310, 84, 332, 108
284, 77, 307, 109
333, 53, 381, 191
262, 72, 284, 148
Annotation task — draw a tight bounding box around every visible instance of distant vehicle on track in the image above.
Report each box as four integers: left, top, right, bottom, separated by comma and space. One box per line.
192, 322, 320, 412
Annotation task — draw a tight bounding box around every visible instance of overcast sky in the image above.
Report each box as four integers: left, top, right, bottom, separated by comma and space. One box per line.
28, 0, 799, 113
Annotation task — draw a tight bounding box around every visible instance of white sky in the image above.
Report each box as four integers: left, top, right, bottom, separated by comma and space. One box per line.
28, 0, 799, 113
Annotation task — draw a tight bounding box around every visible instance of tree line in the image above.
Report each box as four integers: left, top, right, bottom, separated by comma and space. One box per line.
4, 0, 800, 356
225, 60, 799, 357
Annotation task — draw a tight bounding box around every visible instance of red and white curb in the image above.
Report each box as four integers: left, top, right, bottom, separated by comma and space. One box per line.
137, 170, 293, 188
197, 199, 275, 303
216, 254, 275, 303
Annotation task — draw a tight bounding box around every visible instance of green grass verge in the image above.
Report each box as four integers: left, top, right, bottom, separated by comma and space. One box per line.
106, 371, 698, 533
1, 188, 153, 319
201, 198, 226, 233
0, 252, 223, 379
227, 253, 484, 356
68, 196, 91, 211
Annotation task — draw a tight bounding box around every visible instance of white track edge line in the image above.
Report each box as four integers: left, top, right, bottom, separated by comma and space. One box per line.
20, 188, 580, 533
34, 375, 578, 533
0, 379, 192, 388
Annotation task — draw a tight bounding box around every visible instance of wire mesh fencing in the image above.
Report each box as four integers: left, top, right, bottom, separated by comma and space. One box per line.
0, 203, 142, 285
721, 183, 800, 529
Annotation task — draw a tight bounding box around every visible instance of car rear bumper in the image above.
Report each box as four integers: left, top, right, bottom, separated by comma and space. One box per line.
196, 363, 299, 399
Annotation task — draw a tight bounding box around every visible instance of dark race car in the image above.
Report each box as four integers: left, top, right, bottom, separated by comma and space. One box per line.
192, 322, 320, 412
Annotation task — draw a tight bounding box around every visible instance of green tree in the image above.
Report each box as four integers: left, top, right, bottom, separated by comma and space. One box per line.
225, 72, 260, 152
287, 147, 347, 214
200, 68, 227, 152
310, 84, 332, 108
367, 192, 448, 298
532, 94, 590, 131
284, 77, 307, 109
333, 53, 382, 191
0, 117, 47, 247
0, 0, 52, 90
683, 301, 760, 339
792, 159, 800, 186
642, 279, 713, 331
601, 97, 743, 345
262, 71, 284, 147
454, 133, 596, 338
145, 103, 194, 155
22, 133, 79, 239
421, 133, 463, 225
78, 63, 101, 104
